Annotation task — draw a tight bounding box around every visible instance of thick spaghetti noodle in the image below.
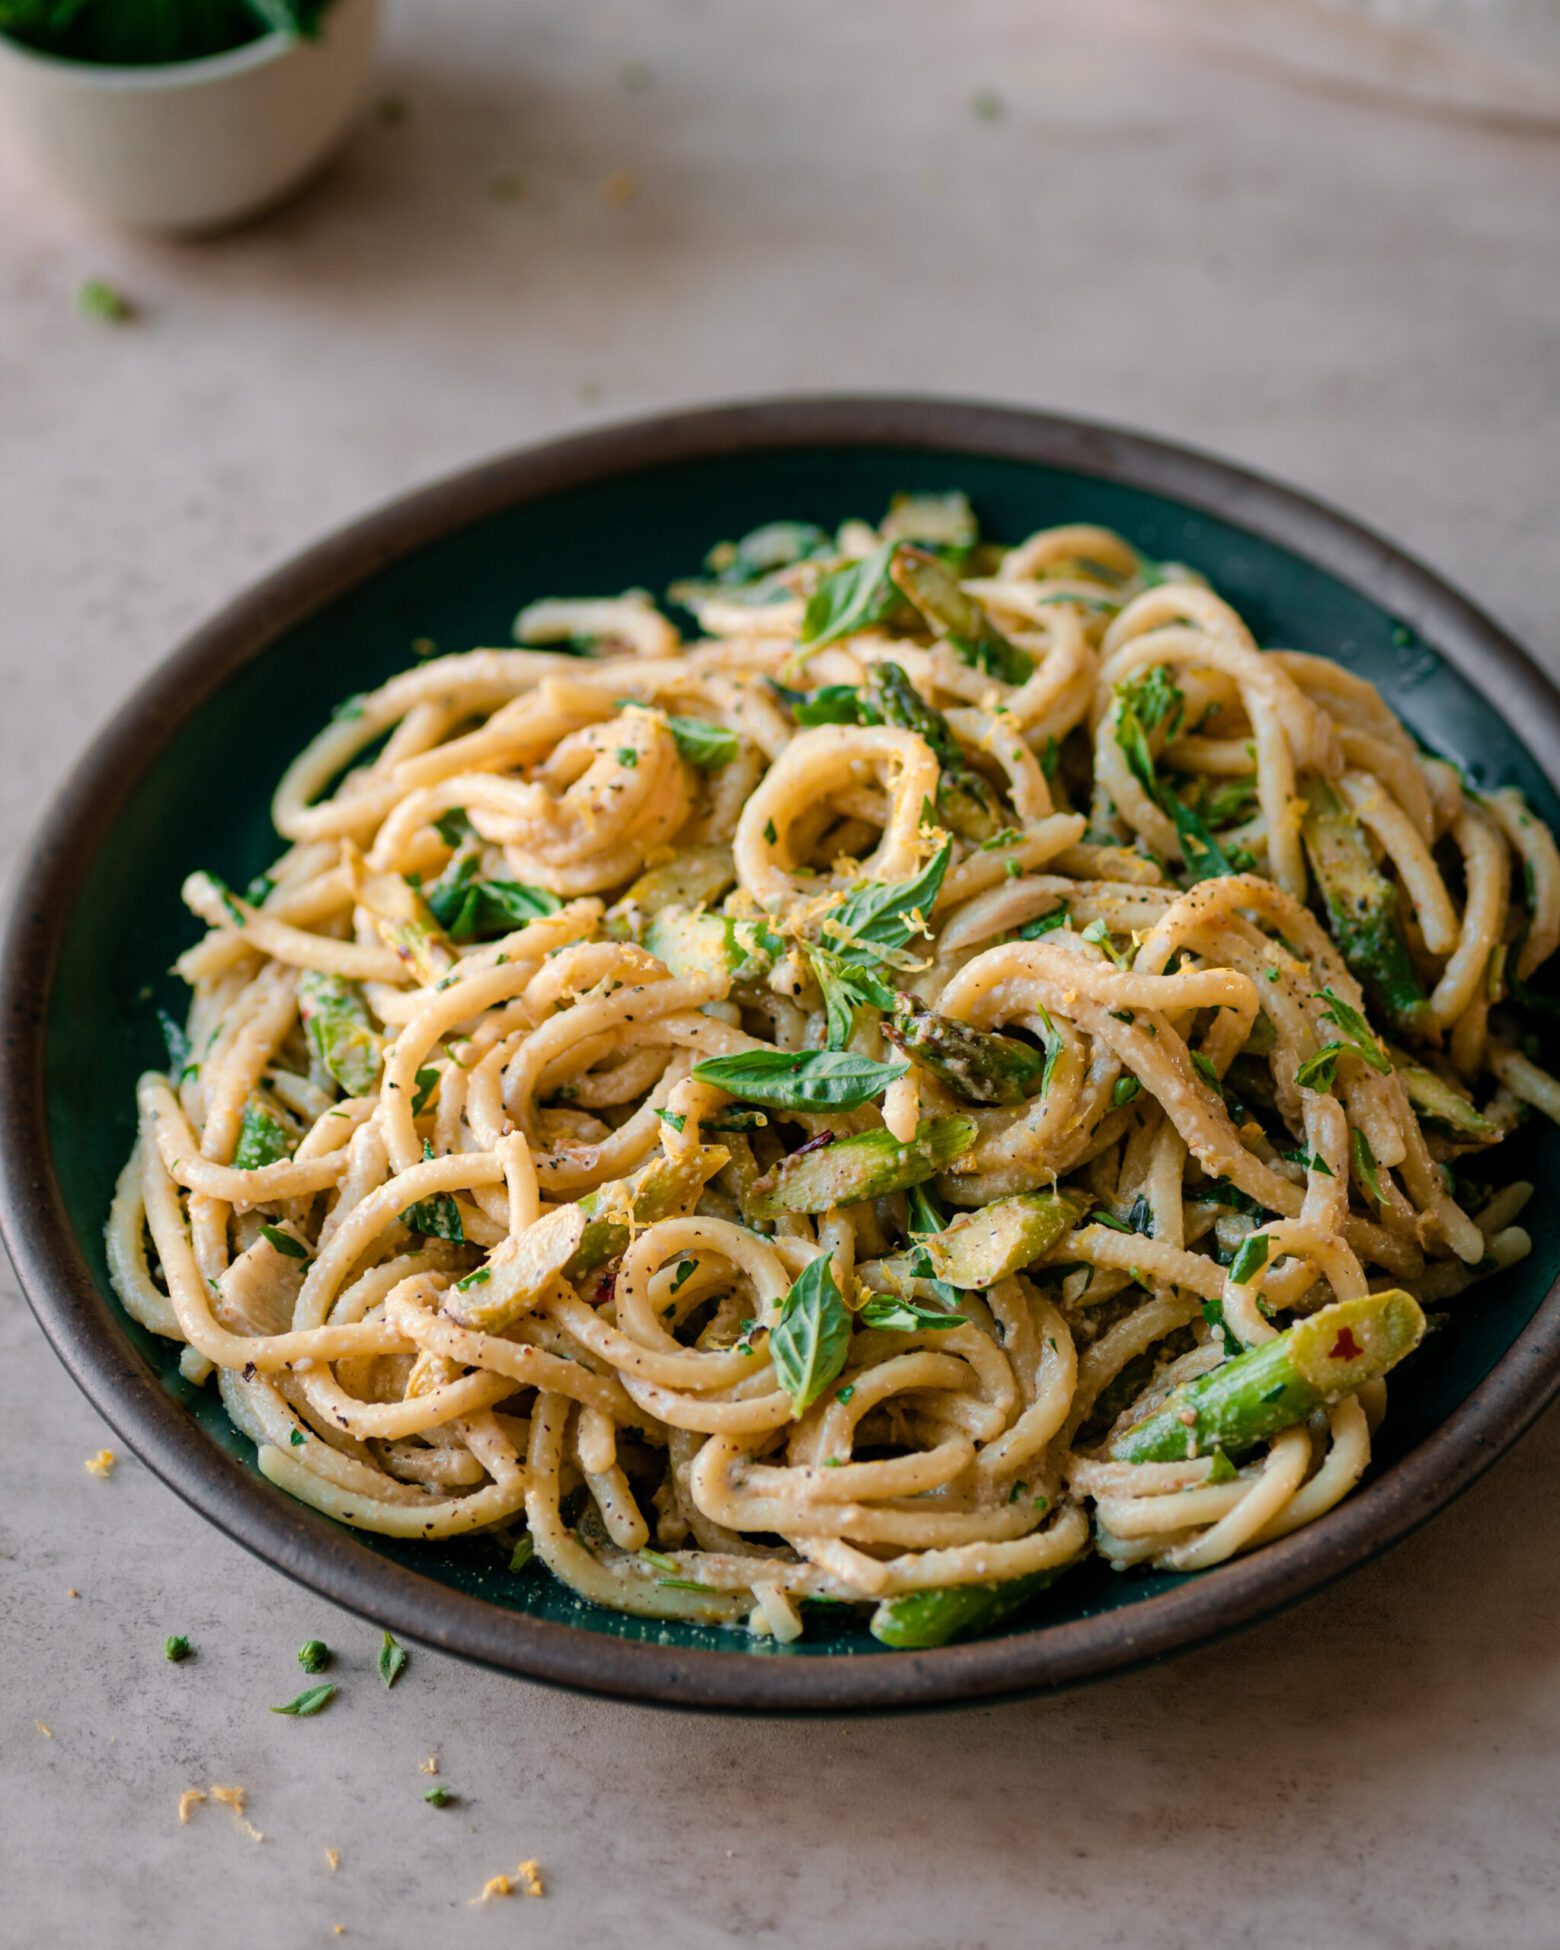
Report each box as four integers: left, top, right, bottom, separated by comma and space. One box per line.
109, 494, 1560, 1647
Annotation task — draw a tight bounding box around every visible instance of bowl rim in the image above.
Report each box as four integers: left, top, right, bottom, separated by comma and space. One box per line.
6, 393, 1560, 1714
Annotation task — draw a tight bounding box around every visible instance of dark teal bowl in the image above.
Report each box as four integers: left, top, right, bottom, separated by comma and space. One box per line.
7, 398, 1560, 1711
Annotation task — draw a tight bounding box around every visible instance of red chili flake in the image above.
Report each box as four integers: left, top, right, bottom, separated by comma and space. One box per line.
791, 1131, 836, 1159
1329, 1326, 1362, 1361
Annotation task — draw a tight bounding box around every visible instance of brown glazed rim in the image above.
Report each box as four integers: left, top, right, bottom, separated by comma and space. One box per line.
6, 396, 1560, 1713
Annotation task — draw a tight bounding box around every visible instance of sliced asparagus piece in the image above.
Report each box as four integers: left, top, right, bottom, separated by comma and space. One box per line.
352, 864, 452, 987
233, 1095, 293, 1169
567, 1147, 730, 1275
870, 1568, 1061, 1649
915, 1188, 1090, 1289
1391, 1048, 1497, 1142
748, 1117, 977, 1218
883, 994, 1044, 1107
298, 971, 384, 1097
1111, 1290, 1425, 1464
1301, 778, 1429, 1037
612, 845, 736, 923
879, 489, 978, 555
865, 662, 1003, 842
443, 1204, 589, 1332
644, 907, 774, 985
888, 547, 1034, 685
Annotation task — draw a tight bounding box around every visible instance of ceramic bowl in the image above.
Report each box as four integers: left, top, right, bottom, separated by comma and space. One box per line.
0, 0, 380, 233
6, 397, 1560, 1710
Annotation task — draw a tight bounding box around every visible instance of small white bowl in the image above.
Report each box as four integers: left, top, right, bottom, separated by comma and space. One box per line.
0, 0, 381, 233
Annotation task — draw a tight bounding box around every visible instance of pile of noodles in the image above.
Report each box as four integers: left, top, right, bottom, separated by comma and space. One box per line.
108, 504, 1560, 1642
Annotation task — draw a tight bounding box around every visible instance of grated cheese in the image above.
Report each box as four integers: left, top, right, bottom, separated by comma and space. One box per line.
325, 1848, 340, 1872
84, 1449, 116, 1477
177, 1788, 207, 1825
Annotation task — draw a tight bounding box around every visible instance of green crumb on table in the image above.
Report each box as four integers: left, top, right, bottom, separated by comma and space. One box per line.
378, 1630, 409, 1689
971, 89, 1004, 121
164, 1634, 192, 1662
271, 1682, 336, 1717
298, 1639, 331, 1673
77, 280, 133, 324
424, 1786, 454, 1806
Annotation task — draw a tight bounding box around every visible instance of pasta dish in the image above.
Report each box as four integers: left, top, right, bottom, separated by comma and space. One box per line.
108, 492, 1560, 1649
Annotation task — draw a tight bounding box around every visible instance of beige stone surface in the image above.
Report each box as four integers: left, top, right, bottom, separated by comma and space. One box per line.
2, 3, 1557, 1944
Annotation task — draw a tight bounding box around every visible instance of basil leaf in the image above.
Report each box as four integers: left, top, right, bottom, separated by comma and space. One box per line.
1167, 794, 1240, 884
858, 1294, 967, 1332
1351, 1126, 1386, 1206
904, 1184, 946, 1243
1229, 1234, 1270, 1284
691, 1048, 906, 1110
769, 1255, 852, 1417
271, 1683, 336, 1716
424, 860, 560, 941
1113, 668, 1239, 885
1315, 988, 1391, 1071
410, 1066, 440, 1117
378, 1630, 408, 1689
668, 716, 739, 770
1200, 1296, 1241, 1358
825, 844, 952, 970
799, 542, 901, 650
806, 946, 889, 1051
790, 683, 872, 726
260, 1223, 309, 1261
1296, 988, 1392, 1092
1017, 906, 1069, 940
404, 1141, 464, 1242
433, 807, 473, 848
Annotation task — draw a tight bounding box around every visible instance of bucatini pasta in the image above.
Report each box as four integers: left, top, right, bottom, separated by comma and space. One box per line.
110, 493, 1560, 1648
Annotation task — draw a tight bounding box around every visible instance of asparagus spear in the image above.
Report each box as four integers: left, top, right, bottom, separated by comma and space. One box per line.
748, 1117, 976, 1218
870, 1568, 1061, 1649
888, 547, 1034, 685
883, 995, 1044, 1106
1110, 1290, 1425, 1464
865, 662, 1003, 842
566, 1147, 730, 1275
1390, 1048, 1497, 1143
298, 971, 384, 1096
1301, 779, 1430, 1037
